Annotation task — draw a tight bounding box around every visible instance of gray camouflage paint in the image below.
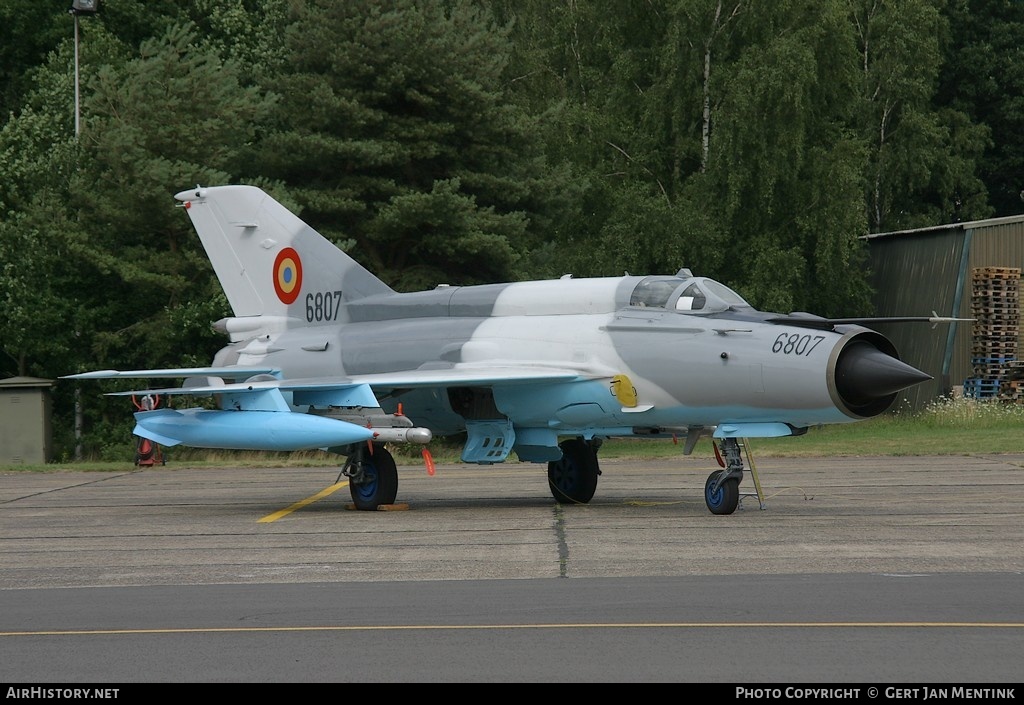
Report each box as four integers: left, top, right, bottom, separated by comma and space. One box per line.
72, 186, 917, 460
178, 186, 877, 449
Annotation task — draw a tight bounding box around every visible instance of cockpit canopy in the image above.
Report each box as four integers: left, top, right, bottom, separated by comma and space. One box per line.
629, 273, 750, 314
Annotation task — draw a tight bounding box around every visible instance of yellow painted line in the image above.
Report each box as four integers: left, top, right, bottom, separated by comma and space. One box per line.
257, 481, 348, 523
2, 622, 1023, 637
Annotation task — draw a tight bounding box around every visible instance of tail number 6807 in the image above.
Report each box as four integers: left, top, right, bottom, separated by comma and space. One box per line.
306, 291, 343, 322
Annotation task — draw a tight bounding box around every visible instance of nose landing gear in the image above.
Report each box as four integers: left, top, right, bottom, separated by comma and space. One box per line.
705, 437, 765, 515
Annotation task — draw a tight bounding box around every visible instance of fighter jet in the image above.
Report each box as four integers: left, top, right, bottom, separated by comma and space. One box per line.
65, 185, 954, 515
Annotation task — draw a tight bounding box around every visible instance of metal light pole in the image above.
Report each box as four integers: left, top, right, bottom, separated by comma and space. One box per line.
74, 11, 80, 135
69, 0, 99, 459
70, 0, 99, 138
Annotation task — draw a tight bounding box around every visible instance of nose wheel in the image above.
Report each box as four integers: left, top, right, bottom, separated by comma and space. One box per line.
704, 470, 740, 514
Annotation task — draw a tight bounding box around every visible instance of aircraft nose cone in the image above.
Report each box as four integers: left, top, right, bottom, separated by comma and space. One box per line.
835, 341, 932, 407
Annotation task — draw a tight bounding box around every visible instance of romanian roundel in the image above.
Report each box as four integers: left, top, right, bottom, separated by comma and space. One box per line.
273, 247, 303, 305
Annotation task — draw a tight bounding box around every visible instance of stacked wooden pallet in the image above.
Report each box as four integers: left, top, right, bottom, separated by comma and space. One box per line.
1000, 361, 1024, 401
965, 266, 1021, 400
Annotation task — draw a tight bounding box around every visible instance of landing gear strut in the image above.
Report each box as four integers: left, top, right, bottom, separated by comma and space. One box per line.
342, 443, 398, 511
705, 437, 744, 515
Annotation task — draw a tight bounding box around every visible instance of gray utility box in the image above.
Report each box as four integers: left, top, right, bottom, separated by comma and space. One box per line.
0, 376, 53, 464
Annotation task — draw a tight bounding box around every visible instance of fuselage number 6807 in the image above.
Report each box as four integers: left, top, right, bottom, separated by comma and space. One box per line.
772, 332, 826, 356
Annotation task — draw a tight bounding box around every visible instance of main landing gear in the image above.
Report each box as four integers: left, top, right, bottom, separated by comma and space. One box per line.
705, 437, 765, 515
342, 442, 398, 511
547, 437, 602, 504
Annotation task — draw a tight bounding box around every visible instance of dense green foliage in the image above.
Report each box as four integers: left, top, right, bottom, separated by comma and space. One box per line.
1, 0, 1021, 459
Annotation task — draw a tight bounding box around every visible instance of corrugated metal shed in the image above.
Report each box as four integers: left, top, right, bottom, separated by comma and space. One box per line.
863, 214, 1024, 410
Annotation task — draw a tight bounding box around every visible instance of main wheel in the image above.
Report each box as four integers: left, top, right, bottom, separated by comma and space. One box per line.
704, 471, 739, 515
547, 438, 600, 504
349, 445, 399, 511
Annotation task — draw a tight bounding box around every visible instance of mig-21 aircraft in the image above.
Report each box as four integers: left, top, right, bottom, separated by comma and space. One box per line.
65, 185, 956, 515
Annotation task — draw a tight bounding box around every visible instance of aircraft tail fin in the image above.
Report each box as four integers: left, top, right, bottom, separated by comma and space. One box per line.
174, 185, 394, 321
